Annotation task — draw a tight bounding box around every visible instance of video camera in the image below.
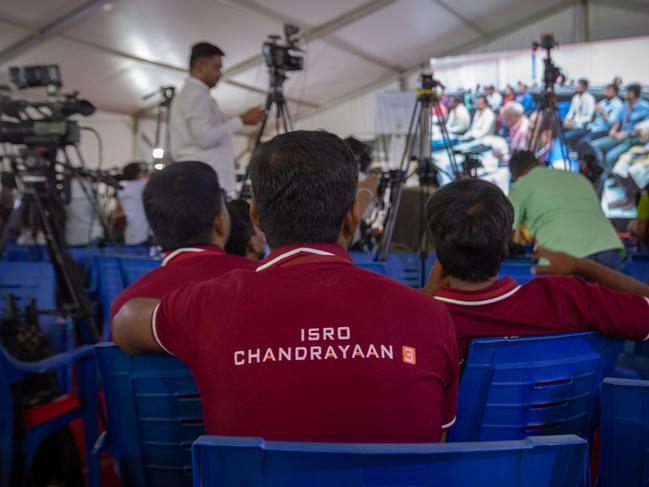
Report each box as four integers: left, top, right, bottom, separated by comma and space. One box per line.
0, 65, 95, 147
532, 34, 563, 92
262, 24, 303, 73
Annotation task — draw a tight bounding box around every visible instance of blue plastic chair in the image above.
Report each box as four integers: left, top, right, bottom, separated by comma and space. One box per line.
499, 259, 535, 284
449, 332, 623, 442
94, 343, 203, 486
94, 255, 160, 341
191, 434, 588, 487
0, 343, 98, 487
351, 252, 423, 288
600, 377, 649, 486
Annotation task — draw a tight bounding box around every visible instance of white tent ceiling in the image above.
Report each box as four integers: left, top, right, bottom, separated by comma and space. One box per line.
0, 0, 648, 120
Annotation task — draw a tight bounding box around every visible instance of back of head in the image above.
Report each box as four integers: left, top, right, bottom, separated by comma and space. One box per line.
509, 150, 540, 180
344, 136, 372, 174
189, 42, 224, 70
577, 78, 589, 90
143, 161, 222, 250
426, 179, 513, 282
225, 199, 254, 257
249, 130, 358, 248
627, 83, 642, 100
122, 162, 146, 181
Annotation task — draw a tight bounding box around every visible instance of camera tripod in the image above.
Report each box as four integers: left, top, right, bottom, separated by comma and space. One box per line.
529, 42, 571, 170
239, 68, 293, 198
0, 149, 103, 343
377, 75, 460, 285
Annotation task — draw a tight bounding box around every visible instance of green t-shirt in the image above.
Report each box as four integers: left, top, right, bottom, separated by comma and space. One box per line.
638, 192, 649, 221
509, 166, 623, 258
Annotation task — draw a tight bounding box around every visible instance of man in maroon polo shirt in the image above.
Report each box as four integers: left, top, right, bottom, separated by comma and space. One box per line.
113, 130, 458, 443
109, 161, 256, 324
422, 178, 649, 362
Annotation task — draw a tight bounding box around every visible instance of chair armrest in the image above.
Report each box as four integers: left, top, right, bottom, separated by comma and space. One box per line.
4, 344, 95, 380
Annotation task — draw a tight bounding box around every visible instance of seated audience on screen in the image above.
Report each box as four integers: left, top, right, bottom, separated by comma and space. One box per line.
225, 199, 266, 260
563, 78, 596, 147
485, 85, 503, 112
588, 84, 624, 138
113, 130, 459, 443
464, 95, 496, 140
508, 150, 624, 270
422, 178, 649, 361
446, 96, 471, 135
591, 83, 649, 173
109, 161, 256, 322
516, 83, 535, 113
496, 102, 530, 159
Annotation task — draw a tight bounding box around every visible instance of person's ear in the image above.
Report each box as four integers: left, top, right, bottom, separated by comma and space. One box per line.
213, 201, 230, 241
250, 199, 263, 233
341, 200, 361, 245
247, 229, 266, 259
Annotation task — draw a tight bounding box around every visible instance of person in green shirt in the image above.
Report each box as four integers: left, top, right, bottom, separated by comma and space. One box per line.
629, 191, 649, 247
508, 150, 624, 270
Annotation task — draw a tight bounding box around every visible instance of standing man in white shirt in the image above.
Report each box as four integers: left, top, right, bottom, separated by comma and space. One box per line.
563, 78, 596, 148
464, 96, 496, 140
169, 42, 266, 194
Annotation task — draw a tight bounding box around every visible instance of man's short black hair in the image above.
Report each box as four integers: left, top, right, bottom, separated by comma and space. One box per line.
627, 83, 642, 99
143, 161, 223, 251
189, 42, 225, 70
225, 199, 254, 257
577, 78, 589, 89
249, 130, 358, 248
425, 179, 513, 282
509, 150, 539, 179
606, 83, 619, 95
122, 162, 146, 181
344, 136, 372, 174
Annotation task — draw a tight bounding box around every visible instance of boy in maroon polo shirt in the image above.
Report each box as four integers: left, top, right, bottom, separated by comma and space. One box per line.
422, 178, 649, 362
113, 131, 458, 443
109, 161, 256, 324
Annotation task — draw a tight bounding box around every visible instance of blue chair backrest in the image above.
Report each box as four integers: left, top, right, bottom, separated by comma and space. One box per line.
623, 260, 649, 285
0, 261, 71, 353
351, 252, 423, 288
95, 343, 203, 486
500, 259, 535, 284
449, 332, 623, 442
600, 378, 649, 486
559, 101, 571, 119
94, 255, 160, 340
191, 434, 587, 487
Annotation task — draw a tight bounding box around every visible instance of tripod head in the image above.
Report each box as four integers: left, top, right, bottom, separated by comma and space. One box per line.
532, 34, 563, 108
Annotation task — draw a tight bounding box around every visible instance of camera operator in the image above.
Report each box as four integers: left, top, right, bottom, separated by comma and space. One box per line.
169, 42, 266, 194
117, 162, 151, 246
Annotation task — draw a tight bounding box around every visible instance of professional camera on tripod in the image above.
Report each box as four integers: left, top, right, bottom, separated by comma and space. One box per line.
0, 64, 110, 343
240, 25, 305, 197
529, 34, 570, 166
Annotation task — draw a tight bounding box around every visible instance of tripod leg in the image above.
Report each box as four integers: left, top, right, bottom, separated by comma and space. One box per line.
240, 94, 274, 198
433, 101, 460, 179
378, 99, 422, 261
0, 193, 26, 257
31, 184, 100, 343
282, 100, 294, 132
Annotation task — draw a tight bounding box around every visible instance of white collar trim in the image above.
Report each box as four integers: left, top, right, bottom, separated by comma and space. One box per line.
161, 247, 206, 267
434, 285, 522, 306
256, 247, 335, 272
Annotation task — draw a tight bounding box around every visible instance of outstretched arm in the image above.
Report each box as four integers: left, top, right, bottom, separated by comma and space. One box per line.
532, 247, 649, 298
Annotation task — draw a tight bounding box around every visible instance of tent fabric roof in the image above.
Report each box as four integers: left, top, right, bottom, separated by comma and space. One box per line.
0, 0, 647, 119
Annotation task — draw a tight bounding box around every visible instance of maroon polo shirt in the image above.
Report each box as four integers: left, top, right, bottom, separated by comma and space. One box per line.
153, 243, 458, 442
110, 245, 256, 322
434, 275, 649, 362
